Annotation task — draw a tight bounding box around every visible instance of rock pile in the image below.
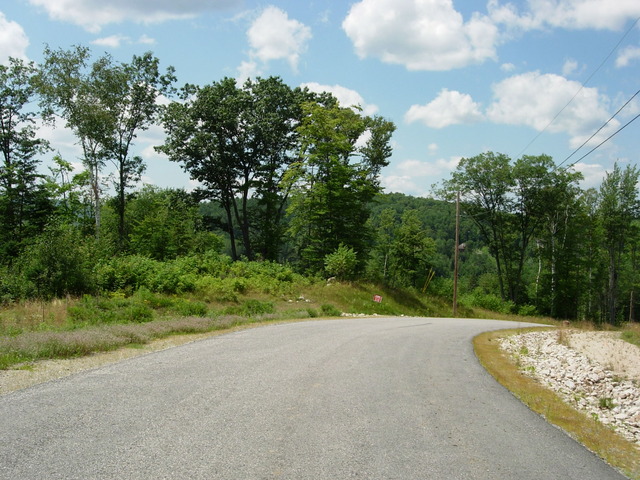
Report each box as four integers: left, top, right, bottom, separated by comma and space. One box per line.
499, 330, 640, 444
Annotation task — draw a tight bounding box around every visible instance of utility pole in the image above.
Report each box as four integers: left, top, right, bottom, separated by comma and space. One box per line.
453, 191, 460, 316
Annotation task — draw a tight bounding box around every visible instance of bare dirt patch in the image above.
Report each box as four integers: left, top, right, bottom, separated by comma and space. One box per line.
568, 331, 640, 382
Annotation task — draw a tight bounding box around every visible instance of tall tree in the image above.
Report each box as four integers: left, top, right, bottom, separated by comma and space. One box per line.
158, 78, 246, 259
443, 152, 514, 301
127, 186, 220, 260
0, 57, 52, 262
285, 102, 395, 273
158, 77, 320, 261
391, 210, 436, 288
38, 46, 176, 248
247, 77, 312, 260
598, 163, 640, 323
443, 152, 575, 305
38, 45, 109, 234
532, 164, 583, 317
104, 52, 176, 250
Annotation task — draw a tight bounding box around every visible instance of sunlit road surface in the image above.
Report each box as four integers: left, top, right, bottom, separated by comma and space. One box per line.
0, 317, 628, 479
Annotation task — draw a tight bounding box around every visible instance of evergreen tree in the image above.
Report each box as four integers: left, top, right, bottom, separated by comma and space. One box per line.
285, 102, 394, 274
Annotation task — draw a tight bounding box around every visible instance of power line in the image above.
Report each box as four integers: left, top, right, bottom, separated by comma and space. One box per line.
557, 88, 640, 169
561, 112, 640, 171
516, 15, 640, 158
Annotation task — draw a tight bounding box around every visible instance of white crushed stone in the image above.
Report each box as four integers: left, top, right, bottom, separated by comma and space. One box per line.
499, 329, 640, 444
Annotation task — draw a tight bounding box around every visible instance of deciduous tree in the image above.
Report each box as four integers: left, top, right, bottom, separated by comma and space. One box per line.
0, 57, 52, 262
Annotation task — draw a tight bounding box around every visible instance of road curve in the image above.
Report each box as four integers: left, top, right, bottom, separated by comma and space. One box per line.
0, 317, 628, 479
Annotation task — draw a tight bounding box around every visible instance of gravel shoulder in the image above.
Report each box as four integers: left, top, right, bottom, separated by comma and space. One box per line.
500, 328, 640, 445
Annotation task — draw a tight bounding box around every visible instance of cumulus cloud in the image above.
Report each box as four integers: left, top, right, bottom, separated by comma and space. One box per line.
382, 156, 460, 195
0, 13, 30, 63
572, 161, 609, 188
92, 34, 129, 48
562, 58, 579, 76
138, 34, 156, 45
342, 0, 498, 71
616, 45, 640, 67
28, 0, 240, 32
301, 82, 378, 115
488, 0, 640, 31
486, 71, 617, 148
91, 34, 157, 48
245, 6, 311, 73
405, 89, 484, 128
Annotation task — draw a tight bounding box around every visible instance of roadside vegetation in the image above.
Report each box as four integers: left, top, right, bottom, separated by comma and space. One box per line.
2, 43, 640, 472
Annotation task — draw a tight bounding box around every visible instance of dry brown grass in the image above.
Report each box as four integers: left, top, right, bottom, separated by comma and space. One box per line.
0, 298, 71, 333
474, 328, 640, 479
0, 315, 255, 369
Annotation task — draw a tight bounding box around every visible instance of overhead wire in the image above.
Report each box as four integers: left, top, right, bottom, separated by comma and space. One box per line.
556, 88, 640, 170
560, 111, 640, 171
516, 15, 640, 162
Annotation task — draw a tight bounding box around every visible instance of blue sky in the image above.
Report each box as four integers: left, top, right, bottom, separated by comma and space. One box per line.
2, 0, 640, 196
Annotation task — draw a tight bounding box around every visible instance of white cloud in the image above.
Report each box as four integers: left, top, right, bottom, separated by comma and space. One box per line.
0, 13, 29, 63
301, 82, 378, 116
92, 34, 129, 48
342, 0, 498, 71
91, 34, 157, 48
573, 161, 608, 188
562, 58, 579, 76
28, 0, 240, 33
138, 34, 156, 45
246, 6, 311, 73
381, 175, 424, 195
382, 156, 460, 195
428, 143, 439, 155
616, 45, 640, 67
236, 60, 261, 84
397, 157, 460, 176
486, 71, 617, 148
37, 120, 81, 159
405, 89, 484, 128
488, 0, 640, 31
501, 62, 516, 72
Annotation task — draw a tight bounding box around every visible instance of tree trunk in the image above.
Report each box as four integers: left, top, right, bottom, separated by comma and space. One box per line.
608, 248, 617, 324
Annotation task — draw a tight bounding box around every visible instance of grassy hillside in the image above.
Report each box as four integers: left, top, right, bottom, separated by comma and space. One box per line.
0, 271, 552, 370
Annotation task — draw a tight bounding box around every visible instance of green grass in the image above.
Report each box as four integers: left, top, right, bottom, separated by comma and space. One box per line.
621, 327, 640, 347
0, 276, 547, 370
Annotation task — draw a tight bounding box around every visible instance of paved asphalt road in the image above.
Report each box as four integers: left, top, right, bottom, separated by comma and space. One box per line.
0, 317, 629, 479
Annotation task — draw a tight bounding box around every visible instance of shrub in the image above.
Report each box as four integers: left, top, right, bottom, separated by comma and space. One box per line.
324, 244, 358, 280
132, 288, 175, 309
20, 221, 94, 299
321, 304, 342, 316
194, 276, 239, 303
172, 299, 209, 317
221, 299, 275, 317
67, 295, 154, 326
460, 289, 515, 314
518, 304, 538, 316
94, 255, 157, 293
